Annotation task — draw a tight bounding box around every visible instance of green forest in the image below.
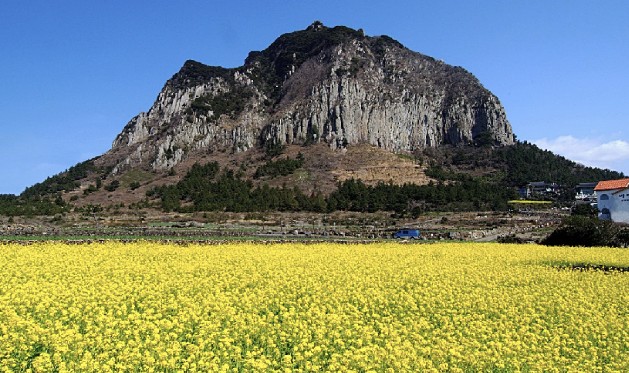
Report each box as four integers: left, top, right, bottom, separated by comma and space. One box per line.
0, 194, 66, 217
146, 160, 518, 215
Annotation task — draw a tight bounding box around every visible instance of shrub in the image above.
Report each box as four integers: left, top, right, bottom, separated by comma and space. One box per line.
190, 87, 253, 120
104, 180, 120, 192
541, 216, 622, 247
571, 203, 598, 218
498, 234, 526, 244
264, 142, 285, 158
254, 156, 304, 179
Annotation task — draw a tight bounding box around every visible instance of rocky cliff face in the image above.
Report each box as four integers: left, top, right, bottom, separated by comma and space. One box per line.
107, 22, 514, 174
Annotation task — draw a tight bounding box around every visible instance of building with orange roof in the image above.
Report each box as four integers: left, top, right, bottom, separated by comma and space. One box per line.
594, 178, 629, 223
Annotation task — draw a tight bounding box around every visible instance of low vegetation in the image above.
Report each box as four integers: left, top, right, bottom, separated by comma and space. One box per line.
21, 159, 98, 198
254, 153, 304, 179
146, 161, 517, 215
1, 242, 626, 371
248, 24, 365, 89
146, 162, 326, 213
478, 141, 621, 189
189, 87, 253, 120
168, 60, 235, 90
0, 194, 66, 217
542, 215, 629, 247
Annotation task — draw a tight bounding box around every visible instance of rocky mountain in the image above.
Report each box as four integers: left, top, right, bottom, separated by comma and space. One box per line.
11, 22, 629, 218
102, 22, 514, 176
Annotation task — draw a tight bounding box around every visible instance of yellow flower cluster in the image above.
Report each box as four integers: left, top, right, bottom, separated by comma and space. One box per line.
0, 242, 627, 372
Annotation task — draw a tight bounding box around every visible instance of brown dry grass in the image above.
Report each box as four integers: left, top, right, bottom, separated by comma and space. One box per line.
67, 143, 432, 207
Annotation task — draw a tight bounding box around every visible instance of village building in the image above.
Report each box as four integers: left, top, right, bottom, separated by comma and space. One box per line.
594, 178, 629, 223
518, 181, 561, 199
575, 182, 598, 202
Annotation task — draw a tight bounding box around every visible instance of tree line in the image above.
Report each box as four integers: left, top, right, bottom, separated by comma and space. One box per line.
0, 194, 66, 217
496, 141, 623, 187
146, 161, 518, 215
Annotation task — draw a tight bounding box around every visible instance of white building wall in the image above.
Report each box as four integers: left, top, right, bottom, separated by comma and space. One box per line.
596, 188, 629, 223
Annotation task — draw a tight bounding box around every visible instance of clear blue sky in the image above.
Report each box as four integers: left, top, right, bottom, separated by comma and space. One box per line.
2, 0, 628, 194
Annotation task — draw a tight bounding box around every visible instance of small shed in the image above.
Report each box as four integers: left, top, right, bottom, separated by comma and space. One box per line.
594, 178, 629, 223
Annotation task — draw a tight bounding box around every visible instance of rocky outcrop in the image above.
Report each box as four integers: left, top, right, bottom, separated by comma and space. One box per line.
106, 23, 514, 174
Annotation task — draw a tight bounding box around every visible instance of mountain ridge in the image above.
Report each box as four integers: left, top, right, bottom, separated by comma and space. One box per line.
104, 22, 514, 177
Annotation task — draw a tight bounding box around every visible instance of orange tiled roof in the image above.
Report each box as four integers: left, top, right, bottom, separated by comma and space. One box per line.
594, 178, 629, 191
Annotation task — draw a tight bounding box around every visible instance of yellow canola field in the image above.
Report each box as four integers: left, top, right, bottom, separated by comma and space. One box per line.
0, 242, 627, 372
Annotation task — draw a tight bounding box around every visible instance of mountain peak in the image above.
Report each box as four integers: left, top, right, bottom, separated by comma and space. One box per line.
167, 60, 234, 90
306, 20, 326, 31
108, 23, 514, 175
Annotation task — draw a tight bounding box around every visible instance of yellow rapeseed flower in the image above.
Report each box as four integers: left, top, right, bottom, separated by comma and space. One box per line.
0, 241, 626, 371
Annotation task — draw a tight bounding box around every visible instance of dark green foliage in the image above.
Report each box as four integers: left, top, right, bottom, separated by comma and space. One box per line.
616, 229, 629, 247
168, 60, 235, 90
0, 194, 67, 217
425, 165, 471, 182
264, 142, 285, 158
150, 155, 519, 214
497, 141, 624, 187
21, 159, 97, 198
148, 162, 323, 213
348, 57, 364, 76
434, 141, 624, 188
426, 141, 624, 204
147, 141, 619, 214
242, 53, 282, 102
184, 162, 220, 181
305, 125, 319, 145
497, 234, 527, 244
256, 25, 364, 81
473, 131, 495, 147
254, 155, 304, 179
551, 263, 629, 272
571, 203, 599, 218
190, 87, 253, 120
83, 184, 98, 195
327, 178, 518, 214
336, 57, 366, 77
104, 180, 120, 192
541, 216, 626, 247
78, 204, 104, 220
129, 181, 141, 190
371, 35, 405, 58
244, 24, 366, 100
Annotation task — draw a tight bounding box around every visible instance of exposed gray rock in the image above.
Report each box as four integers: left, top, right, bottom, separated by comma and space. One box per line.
107, 23, 514, 174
